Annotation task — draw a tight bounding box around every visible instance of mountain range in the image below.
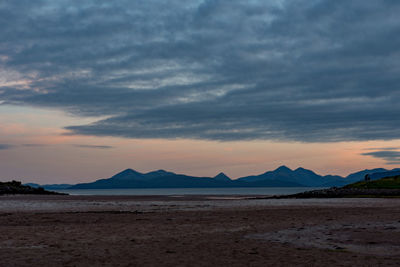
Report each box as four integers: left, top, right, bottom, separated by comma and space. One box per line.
26, 166, 400, 190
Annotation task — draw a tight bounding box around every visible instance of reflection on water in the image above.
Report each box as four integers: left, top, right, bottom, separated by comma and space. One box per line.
58, 187, 326, 196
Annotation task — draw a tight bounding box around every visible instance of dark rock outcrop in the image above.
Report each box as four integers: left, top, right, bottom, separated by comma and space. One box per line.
0, 181, 66, 195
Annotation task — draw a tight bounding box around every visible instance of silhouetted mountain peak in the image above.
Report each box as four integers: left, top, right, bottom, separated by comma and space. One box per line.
294, 167, 317, 175
275, 165, 292, 172
114, 168, 140, 176
145, 169, 176, 178
68, 166, 400, 190
239, 165, 329, 186
149, 169, 169, 174
111, 168, 143, 179
214, 172, 231, 181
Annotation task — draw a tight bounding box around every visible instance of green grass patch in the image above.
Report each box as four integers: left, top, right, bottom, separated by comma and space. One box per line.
344, 175, 400, 189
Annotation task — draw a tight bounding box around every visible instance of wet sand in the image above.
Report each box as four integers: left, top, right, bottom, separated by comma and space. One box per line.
1, 195, 399, 266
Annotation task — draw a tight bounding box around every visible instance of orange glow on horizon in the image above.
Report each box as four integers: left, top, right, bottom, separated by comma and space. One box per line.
0, 106, 399, 183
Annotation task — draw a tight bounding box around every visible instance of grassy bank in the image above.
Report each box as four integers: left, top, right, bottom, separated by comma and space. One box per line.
344, 175, 400, 189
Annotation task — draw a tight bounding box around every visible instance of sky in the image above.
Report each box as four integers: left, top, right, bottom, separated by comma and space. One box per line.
1, 0, 400, 183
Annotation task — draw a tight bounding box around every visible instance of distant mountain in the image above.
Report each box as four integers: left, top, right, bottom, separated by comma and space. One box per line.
345, 168, 400, 183
371, 170, 400, 180
70, 168, 304, 189
25, 183, 73, 190
319, 175, 349, 187
237, 166, 345, 187
70, 169, 231, 189
25, 166, 400, 190
110, 168, 145, 180
213, 172, 231, 181
241, 179, 304, 187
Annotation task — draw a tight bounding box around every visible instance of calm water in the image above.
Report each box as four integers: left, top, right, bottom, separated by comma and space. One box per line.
57, 187, 325, 196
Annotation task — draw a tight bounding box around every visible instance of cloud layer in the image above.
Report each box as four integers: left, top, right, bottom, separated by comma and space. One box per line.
362, 149, 400, 165
1, 0, 400, 142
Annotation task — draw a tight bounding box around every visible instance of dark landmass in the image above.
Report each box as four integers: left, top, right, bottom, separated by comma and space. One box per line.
25, 183, 73, 190
344, 175, 400, 189
24, 166, 400, 190
279, 175, 400, 198
213, 172, 231, 182
237, 166, 344, 187
0, 181, 66, 195
69, 167, 305, 189
345, 169, 400, 183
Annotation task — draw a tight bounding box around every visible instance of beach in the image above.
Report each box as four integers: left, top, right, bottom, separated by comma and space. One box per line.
1, 195, 399, 266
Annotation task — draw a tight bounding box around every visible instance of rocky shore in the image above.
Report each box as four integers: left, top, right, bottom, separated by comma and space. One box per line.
0, 181, 66, 195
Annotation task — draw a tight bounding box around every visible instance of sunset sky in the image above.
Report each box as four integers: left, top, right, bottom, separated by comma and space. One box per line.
1, 0, 400, 184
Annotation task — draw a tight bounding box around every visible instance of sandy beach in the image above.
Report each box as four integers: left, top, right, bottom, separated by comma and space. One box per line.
1, 195, 400, 266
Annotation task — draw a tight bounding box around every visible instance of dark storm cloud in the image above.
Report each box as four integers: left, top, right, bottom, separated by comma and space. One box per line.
73, 144, 113, 149
362, 150, 400, 164
1, 0, 400, 141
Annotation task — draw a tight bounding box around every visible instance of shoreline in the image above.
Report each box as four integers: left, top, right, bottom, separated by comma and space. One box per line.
2, 194, 400, 213
1, 195, 399, 266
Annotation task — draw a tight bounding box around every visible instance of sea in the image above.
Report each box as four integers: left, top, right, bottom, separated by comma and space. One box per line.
57, 187, 325, 196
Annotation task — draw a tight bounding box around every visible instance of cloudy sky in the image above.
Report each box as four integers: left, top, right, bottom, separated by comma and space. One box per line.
1, 0, 400, 183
